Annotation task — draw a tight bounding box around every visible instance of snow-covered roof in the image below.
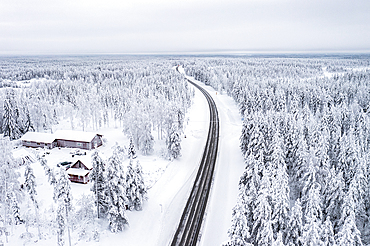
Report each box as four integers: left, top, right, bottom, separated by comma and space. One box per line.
20, 132, 55, 143
54, 130, 100, 143
67, 168, 90, 177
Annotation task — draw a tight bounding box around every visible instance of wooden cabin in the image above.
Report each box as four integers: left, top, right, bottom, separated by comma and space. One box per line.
67, 160, 91, 184
54, 130, 103, 150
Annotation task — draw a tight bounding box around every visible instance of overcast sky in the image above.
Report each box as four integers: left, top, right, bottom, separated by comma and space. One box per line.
1, 0, 370, 55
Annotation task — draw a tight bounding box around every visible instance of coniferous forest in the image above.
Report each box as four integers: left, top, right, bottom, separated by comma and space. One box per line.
0, 55, 370, 245
184, 55, 370, 245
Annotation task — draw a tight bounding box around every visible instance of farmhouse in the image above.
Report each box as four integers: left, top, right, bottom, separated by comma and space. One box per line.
54, 130, 103, 150
20, 132, 57, 149
20, 130, 103, 150
67, 160, 92, 184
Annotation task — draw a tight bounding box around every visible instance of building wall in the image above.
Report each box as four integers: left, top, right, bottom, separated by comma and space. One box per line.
68, 174, 88, 184
92, 135, 103, 149
56, 140, 90, 150
22, 140, 53, 149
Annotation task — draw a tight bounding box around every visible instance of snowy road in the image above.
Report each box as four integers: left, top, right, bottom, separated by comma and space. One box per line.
95, 66, 244, 246
170, 75, 220, 246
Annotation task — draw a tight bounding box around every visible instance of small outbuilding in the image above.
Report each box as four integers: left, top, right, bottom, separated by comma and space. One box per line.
67, 160, 92, 184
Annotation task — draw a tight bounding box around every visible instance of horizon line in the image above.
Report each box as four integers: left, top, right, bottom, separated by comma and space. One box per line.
1, 49, 370, 57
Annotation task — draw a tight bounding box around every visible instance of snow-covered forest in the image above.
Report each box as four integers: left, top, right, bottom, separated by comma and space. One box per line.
184, 56, 370, 245
1, 55, 370, 246
0, 56, 194, 245
0, 56, 192, 156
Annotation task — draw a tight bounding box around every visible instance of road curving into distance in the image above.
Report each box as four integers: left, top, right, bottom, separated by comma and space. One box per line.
170, 70, 220, 246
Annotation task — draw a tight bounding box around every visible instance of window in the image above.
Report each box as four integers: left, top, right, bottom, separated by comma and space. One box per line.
77, 143, 83, 147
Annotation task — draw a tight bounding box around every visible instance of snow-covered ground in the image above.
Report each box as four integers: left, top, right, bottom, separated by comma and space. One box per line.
10, 70, 244, 246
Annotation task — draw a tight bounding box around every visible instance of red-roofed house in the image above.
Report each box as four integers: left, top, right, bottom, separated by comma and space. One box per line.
67, 160, 91, 184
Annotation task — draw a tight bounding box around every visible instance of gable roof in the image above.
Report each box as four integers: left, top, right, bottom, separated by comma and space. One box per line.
20, 132, 55, 143
70, 159, 91, 170
54, 130, 100, 143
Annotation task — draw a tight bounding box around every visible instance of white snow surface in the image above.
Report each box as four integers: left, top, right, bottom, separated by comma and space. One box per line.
9, 70, 244, 246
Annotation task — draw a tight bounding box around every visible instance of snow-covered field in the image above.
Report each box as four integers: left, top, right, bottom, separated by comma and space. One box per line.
9, 72, 244, 246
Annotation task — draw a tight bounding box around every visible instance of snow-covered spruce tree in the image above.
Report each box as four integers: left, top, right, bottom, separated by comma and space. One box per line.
300, 186, 323, 246
127, 137, 137, 159
285, 199, 303, 246
350, 155, 368, 231
323, 108, 341, 169
300, 151, 321, 213
0, 136, 20, 243
321, 216, 336, 246
7, 191, 23, 226
323, 169, 345, 234
125, 159, 136, 211
89, 151, 108, 219
225, 188, 251, 246
238, 156, 260, 234
24, 164, 41, 239
335, 188, 362, 246
38, 157, 56, 186
167, 124, 181, 160
133, 160, 147, 211
284, 114, 300, 178
337, 129, 358, 188
291, 132, 309, 201
251, 169, 274, 246
74, 194, 99, 242
53, 169, 72, 246
245, 114, 266, 162
24, 165, 37, 205
312, 122, 330, 187
240, 114, 255, 157
139, 122, 154, 156
270, 133, 290, 240
106, 148, 129, 232
18, 99, 33, 134
2, 93, 20, 140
